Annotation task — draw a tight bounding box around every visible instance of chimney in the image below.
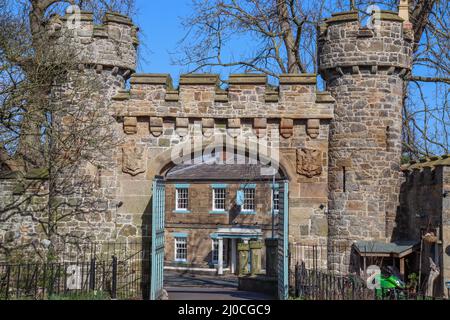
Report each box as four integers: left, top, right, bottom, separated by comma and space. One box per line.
398, 0, 409, 22
399, 0, 413, 31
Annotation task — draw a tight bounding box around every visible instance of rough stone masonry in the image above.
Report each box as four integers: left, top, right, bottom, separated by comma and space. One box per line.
318, 10, 414, 270
0, 6, 430, 278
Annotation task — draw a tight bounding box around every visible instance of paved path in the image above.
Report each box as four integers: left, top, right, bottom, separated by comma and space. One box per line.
167, 286, 274, 300
165, 271, 238, 289
165, 271, 274, 300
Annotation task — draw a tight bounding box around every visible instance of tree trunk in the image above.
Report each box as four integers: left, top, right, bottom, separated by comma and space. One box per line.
276, 0, 300, 74
14, 0, 55, 170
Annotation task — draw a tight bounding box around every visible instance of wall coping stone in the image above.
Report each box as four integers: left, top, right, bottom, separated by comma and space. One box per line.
0, 169, 49, 180
316, 92, 335, 103
112, 89, 131, 101
103, 12, 134, 26
325, 10, 359, 24
324, 10, 403, 26
25, 168, 49, 180
279, 74, 317, 85
228, 74, 267, 85
130, 73, 172, 86
180, 74, 219, 85
378, 10, 405, 22
0, 171, 23, 180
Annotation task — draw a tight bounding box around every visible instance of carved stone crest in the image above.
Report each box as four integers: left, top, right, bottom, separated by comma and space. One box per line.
296, 148, 323, 178
122, 144, 146, 176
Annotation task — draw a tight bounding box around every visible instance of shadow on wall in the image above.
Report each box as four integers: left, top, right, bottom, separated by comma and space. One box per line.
140, 197, 152, 300
391, 179, 410, 242
229, 203, 240, 224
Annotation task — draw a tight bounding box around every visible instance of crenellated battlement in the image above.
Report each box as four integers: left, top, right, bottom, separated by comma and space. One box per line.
318, 10, 413, 80
112, 73, 335, 122
48, 11, 138, 76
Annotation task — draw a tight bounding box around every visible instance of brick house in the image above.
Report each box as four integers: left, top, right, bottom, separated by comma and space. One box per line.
164, 161, 284, 275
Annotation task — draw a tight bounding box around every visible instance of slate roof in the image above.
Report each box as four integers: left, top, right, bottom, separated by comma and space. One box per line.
166, 163, 284, 181
401, 155, 450, 171
354, 241, 419, 258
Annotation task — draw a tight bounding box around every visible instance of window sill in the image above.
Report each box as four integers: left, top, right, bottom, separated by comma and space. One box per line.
174, 260, 188, 264
209, 210, 228, 215
210, 263, 229, 268
173, 210, 191, 214
240, 211, 256, 215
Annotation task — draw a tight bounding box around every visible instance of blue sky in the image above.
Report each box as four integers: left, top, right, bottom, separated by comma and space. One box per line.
131, 1, 448, 155
132, 1, 446, 142
133, 0, 262, 85
134, 0, 192, 79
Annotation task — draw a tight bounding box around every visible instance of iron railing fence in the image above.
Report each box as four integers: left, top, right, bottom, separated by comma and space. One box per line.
293, 263, 373, 300
288, 243, 352, 289
293, 263, 444, 300
0, 241, 152, 300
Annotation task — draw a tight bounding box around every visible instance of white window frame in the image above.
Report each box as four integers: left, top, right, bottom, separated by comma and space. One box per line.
212, 239, 219, 263
175, 188, 189, 211
242, 188, 256, 212
211, 239, 226, 264
174, 237, 187, 262
212, 188, 226, 212
272, 188, 280, 214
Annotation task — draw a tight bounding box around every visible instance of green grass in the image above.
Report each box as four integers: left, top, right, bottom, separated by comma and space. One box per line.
48, 291, 110, 300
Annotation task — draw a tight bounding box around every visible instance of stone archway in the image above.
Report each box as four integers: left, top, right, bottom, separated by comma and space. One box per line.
112, 73, 334, 299
146, 137, 295, 180
114, 73, 333, 248
152, 138, 291, 299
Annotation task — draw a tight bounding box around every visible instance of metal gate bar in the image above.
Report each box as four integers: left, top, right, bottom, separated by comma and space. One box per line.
150, 178, 165, 300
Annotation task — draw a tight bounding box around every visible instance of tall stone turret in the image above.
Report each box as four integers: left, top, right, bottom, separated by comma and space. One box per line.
49, 11, 138, 97
318, 8, 413, 269
44, 12, 139, 242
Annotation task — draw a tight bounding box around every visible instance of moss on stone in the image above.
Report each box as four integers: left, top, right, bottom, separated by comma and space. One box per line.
12, 182, 26, 195
0, 171, 23, 180
25, 168, 49, 180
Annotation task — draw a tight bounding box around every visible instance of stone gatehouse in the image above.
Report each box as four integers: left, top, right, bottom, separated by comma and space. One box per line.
0, 5, 449, 298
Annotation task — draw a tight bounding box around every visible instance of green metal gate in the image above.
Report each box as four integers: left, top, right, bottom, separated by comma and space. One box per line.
278, 181, 289, 300
150, 177, 165, 300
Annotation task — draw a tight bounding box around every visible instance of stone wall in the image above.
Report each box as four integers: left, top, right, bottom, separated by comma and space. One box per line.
3, 8, 423, 274
49, 11, 137, 73
0, 172, 48, 259
112, 73, 334, 248
1, 72, 334, 262
0, 9, 336, 260
318, 10, 414, 271
443, 166, 450, 298
398, 158, 450, 297
0, 11, 139, 260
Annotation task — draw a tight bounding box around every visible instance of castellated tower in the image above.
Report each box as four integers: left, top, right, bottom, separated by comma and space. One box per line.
49, 11, 139, 97
44, 12, 140, 241
318, 9, 413, 268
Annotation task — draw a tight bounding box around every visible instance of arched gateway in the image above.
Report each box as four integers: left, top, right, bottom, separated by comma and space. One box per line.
0, 5, 417, 300
107, 69, 336, 300
112, 69, 334, 300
